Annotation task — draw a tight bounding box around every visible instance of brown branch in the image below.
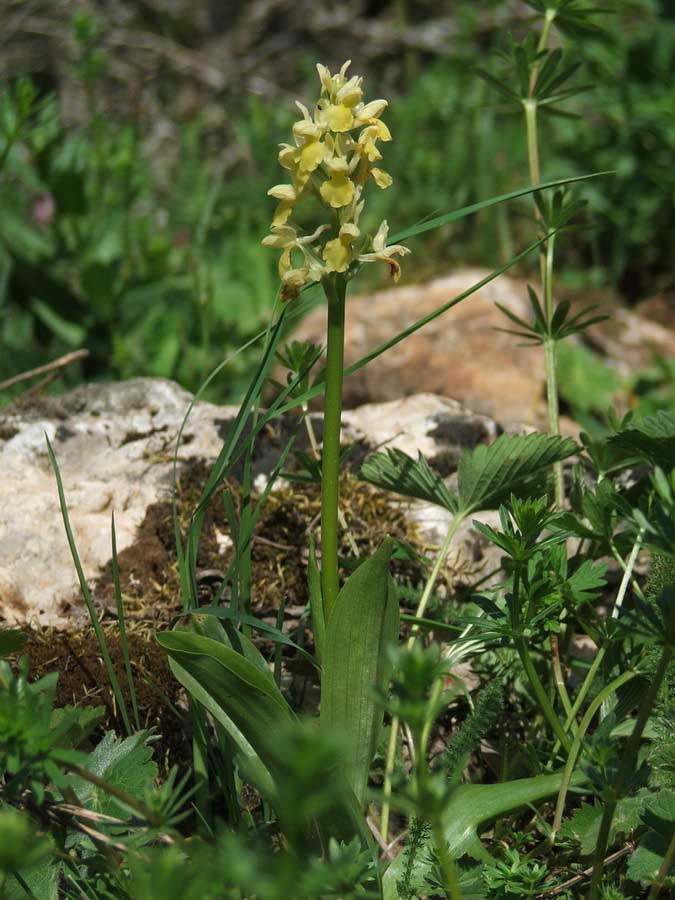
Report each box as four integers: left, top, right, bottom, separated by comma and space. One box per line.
0, 349, 89, 391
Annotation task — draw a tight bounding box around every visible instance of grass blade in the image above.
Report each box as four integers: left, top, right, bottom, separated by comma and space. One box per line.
111, 512, 140, 732
46, 436, 131, 735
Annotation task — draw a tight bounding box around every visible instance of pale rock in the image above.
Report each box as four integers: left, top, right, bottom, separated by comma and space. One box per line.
0, 380, 499, 627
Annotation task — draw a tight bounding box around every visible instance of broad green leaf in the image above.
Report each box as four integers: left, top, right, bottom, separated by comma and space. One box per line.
321, 539, 399, 809
457, 432, 578, 514
308, 538, 325, 665
0, 629, 27, 657
157, 631, 294, 778
360, 449, 459, 513
383, 771, 586, 899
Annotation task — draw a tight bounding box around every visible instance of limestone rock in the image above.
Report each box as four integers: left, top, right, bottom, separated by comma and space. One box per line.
0, 380, 500, 627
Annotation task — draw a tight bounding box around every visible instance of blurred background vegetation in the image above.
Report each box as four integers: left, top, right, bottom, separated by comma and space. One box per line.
0, 0, 673, 404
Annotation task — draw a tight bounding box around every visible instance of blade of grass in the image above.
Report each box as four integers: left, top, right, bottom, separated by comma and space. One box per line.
111, 512, 140, 732
46, 436, 131, 736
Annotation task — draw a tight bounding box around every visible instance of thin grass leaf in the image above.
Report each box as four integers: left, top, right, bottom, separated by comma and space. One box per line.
389, 173, 607, 243
46, 436, 131, 736
111, 512, 140, 732
474, 68, 521, 101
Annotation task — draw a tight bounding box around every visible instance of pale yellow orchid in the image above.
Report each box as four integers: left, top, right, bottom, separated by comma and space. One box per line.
263, 61, 409, 296
267, 184, 297, 226
320, 157, 355, 208
323, 223, 360, 273
262, 224, 329, 299
358, 220, 410, 282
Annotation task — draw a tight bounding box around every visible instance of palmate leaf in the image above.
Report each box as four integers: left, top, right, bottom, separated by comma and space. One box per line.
360, 434, 577, 519
457, 433, 578, 514
63, 730, 158, 817
609, 410, 675, 468
359, 449, 459, 513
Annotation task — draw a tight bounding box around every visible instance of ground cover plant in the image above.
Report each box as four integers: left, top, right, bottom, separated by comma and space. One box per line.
1, 2, 675, 898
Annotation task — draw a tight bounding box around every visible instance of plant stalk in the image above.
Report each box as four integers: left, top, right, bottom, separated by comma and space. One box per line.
551, 669, 636, 841
320, 276, 347, 621
588, 644, 674, 898
380, 512, 465, 841
646, 829, 675, 900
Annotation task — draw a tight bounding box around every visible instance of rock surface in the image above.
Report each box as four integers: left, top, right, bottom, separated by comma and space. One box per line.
0, 379, 501, 627
291, 269, 675, 425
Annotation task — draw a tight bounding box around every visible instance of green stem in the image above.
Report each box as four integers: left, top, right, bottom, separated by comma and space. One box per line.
550, 633, 575, 728
431, 817, 464, 900
516, 635, 571, 753
543, 235, 564, 506
551, 669, 637, 840
380, 512, 465, 841
524, 100, 541, 190
647, 829, 675, 900
588, 644, 675, 898
320, 276, 346, 622
512, 562, 571, 752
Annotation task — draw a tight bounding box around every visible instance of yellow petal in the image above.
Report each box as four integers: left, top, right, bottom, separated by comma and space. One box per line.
272, 200, 294, 227
326, 104, 354, 133
371, 168, 393, 189
323, 237, 352, 273
336, 76, 363, 107
320, 174, 355, 209
297, 139, 325, 173
353, 99, 388, 126
278, 144, 297, 170
267, 184, 296, 201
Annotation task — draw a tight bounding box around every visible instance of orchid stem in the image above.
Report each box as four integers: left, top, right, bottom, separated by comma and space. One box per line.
320, 275, 346, 622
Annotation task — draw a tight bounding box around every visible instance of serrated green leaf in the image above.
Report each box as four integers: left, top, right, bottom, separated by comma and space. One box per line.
321, 540, 399, 809
64, 730, 157, 817
3, 862, 61, 900
627, 834, 673, 888
609, 411, 675, 468
457, 433, 578, 514
359, 448, 458, 513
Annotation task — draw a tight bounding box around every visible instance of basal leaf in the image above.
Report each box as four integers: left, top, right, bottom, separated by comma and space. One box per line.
321, 539, 400, 809
157, 630, 294, 779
